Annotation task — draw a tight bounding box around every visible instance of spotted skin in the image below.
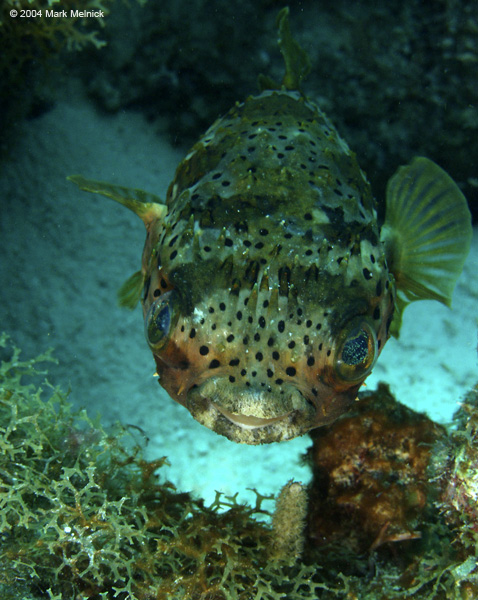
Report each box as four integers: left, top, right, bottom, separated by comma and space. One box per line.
140, 89, 394, 443
69, 13, 471, 443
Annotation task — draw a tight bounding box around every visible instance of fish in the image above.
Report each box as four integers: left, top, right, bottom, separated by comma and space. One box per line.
68, 8, 472, 444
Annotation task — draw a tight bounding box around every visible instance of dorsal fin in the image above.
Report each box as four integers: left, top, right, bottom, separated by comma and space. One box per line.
258, 7, 311, 93
277, 7, 311, 91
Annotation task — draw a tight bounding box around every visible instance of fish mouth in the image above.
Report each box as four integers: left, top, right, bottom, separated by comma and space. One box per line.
186, 376, 317, 444
211, 402, 292, 429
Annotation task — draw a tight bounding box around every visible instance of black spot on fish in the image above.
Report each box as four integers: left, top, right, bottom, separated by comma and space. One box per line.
363, 268, 373, 280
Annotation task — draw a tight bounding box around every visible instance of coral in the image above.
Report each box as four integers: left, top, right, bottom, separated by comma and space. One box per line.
82, 0, 267, 139
0, 0, 108, 107
1, 0, 134, 56
431, 384, 478, 556
300, 382, 478, 599
305, 383, 446, 556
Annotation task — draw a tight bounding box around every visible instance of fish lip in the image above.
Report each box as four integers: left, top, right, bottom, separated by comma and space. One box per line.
185, 379, 317, 443
210, 401, 292, 430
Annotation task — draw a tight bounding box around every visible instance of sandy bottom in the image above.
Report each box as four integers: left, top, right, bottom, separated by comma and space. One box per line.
1, 90, 477, 509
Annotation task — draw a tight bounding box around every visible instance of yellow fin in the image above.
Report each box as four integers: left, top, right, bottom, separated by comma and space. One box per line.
118, 270, 144, 309
381, 157, 472, 336
68, 175, 167, 227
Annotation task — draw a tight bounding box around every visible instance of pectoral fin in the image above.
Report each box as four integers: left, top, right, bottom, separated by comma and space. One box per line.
380, 157, 472, 336
68, 175, 168, 309
114, 270, 143, 309
67, 175, 167, 227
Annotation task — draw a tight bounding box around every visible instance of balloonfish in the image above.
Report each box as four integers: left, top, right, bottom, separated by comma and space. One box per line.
69, 9, 472, 444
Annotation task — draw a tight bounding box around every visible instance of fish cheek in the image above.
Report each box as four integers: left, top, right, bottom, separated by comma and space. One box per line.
151, 346, 192, 407
370, 279, 395, 354
308, 378, 362, 429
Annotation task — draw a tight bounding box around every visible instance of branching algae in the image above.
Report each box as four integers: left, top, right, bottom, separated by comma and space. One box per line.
0, 333, 318, 599
1, 337, 478, 599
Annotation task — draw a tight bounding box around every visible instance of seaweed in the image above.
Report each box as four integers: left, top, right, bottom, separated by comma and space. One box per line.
0, 334, 318, 599
1, 333, 478, 599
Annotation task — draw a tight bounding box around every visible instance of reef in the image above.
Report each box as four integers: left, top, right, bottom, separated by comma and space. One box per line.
431, 385, 478, 568
1, 333, 478, 599
306, 384, 446, 556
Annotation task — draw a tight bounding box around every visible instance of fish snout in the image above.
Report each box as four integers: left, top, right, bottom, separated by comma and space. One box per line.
185, 376, 355, 444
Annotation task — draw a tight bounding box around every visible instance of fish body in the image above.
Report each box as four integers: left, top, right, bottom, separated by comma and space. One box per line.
69, 9, 472, 444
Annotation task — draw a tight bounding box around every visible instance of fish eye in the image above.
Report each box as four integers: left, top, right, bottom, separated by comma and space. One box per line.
334, 319, 377, 383
144, 291, 176, 348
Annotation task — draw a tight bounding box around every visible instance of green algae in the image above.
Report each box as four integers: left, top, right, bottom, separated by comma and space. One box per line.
1, 332, 478, 599
0, 334, 319, 599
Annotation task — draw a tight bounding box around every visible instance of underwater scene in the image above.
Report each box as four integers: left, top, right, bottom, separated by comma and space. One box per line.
1, 1, 478, 598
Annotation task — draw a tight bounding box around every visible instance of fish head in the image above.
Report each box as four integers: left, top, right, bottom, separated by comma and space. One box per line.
142, 237, 394, 444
